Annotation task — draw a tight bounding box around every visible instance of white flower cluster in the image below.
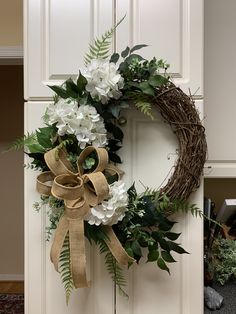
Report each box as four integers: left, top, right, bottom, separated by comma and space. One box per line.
82, 59, 124, 104
46, 100, 107, 149
86, 180, 128, 226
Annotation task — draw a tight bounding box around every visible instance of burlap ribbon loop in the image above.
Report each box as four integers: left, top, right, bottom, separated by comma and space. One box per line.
37, 145, 135, 289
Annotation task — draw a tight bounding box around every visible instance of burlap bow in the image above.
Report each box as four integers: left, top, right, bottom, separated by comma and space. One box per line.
36, 146, 134, 288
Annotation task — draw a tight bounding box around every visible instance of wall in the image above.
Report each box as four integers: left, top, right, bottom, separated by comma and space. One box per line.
0, 65, 24, 277
0, 0, 23, 46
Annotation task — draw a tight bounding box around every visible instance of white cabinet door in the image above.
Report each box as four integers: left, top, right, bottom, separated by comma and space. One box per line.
204, 0, 236, 177
25, 0, 203, 99
116, 100, 204, 314
116, 0, 203, 95
25, 101, 204, 314
24, 0, 113, 99
24, 102, 115, 314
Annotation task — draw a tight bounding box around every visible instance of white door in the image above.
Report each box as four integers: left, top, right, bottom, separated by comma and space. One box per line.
24, 1, 204, 313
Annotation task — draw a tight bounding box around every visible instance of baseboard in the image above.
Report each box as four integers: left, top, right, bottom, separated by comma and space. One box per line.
0, 274, 24, 281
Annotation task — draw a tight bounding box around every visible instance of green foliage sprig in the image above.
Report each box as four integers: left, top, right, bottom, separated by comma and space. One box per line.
59, 234, 74, 304
210, 236, 236, 285
99, 241, 128, 297
115, 184, 189, 274
84, 15, 126, 65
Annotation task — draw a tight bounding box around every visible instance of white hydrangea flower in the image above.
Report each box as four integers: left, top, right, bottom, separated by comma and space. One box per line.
45, 100, 107, 149
46, 99, 79, 136
81, 59, 124, 104
86, 180, 128, 226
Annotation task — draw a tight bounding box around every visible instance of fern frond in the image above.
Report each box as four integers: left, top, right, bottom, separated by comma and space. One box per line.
98, 240, 128, 297
84, 15, 126, 65
135, 101, 154, 120
3, 132, 37, 152
59, 234, 74, 304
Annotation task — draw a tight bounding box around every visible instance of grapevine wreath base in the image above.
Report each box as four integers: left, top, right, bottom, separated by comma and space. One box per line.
15, 19, 207, 302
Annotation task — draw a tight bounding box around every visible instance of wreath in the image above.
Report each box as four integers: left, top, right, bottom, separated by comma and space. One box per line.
12, 19, 207, 303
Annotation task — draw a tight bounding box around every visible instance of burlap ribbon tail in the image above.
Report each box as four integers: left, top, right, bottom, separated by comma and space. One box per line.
36, 146, 134, 288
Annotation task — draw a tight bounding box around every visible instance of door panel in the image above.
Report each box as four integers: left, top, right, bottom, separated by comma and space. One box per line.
24, 100, 203, 314
25, 0, 203, 99
116, 0, 203, 94
24, 0, 113, 99
204, 0, 236, 177
116, 100, 204, 314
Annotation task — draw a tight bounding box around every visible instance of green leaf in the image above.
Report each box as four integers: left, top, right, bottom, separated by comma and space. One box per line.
99, 241, 128, 297
106, 173, 119, 185
59, 234, 74, 304
130, 44, 148, 53
65, 78, 79, 99
110, 105, 121, 119
127, 183, 137, 201
161, 251, 176, 263
148, 74, 168, 87
158, 220, 176, 232
157, 258, 170, 274
36, 126, 54, 149
77, 72, 87, 95
152, 232, 170, 252
139, 81, 155, 96
27, 143, 45, 153
79, 94, 88, 106
124, 54, 145, 64
131, 240, 142, 257
168, 242, 189, 254
121, 46, 130, 58
3, 132, 37, 152
84, 15, 126, 64
135, 101, 153, 119
106, 123, 124, 141
108, 152, 122, 164
165, 232, 181, 241
110, 53, 120, 63
125, 247, 134, 258
147, 250, 159, 262
48, 85, 68, 99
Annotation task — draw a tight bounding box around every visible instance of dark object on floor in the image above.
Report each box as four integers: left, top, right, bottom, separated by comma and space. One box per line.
204, 286, 224, 310
205, 281, 236, 313
0, 294, 24, 314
